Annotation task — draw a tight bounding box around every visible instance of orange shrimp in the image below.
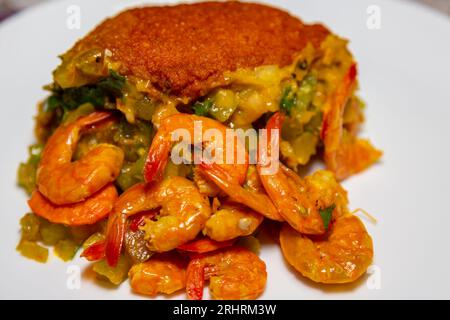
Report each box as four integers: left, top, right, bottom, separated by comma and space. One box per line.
186, 247, 267, 300
129, 252, 187, 297
257, 112, 347, 235
37, 112, 124, 205
105, 177, 211, 266
28, 183, 117, 226
143, 114, 248, 185
280, 214, 373, 284
321, 64, 382, 180
81, 241, 106, 261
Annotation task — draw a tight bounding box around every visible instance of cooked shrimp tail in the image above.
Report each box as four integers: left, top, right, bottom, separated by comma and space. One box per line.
105, 210, 127, 267
321, 64, 382, 179
81, 241, 106, 262
186, 257, 205, 300
143, 138, 171, 183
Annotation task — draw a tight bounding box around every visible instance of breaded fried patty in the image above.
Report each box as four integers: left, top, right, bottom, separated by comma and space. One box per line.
60, 1, 329, 99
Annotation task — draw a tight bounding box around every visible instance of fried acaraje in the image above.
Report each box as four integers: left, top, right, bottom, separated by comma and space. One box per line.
17, 1, 380, 300
57, 1, 329, 99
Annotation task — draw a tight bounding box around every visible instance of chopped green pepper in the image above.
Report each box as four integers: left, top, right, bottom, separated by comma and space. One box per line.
280, 86, 296, 115
17, 240, 49, 263
17, 144, 43, 195
45, 69, 126, 113
39, 221, 68, 246
93, 255, 131, 285
55, 239, 80, 262
296, 74, 317, 111
319, 204, 336, 231
19, 213, 42, 241
193, 100, 213, 116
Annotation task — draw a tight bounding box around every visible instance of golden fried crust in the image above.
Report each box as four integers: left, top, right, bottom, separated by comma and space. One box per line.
68, 1, 330, 99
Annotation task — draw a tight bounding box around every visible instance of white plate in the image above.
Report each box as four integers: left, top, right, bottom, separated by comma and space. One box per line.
1, 0, 449, 300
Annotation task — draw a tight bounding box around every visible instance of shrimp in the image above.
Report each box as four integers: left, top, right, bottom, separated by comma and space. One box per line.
105, 176, 211, 266
321, 64, 382, 180
258, 112, 346, 235
80, 212, 157, 263
186, 247, 267, 300
81, 241, 106, 261
280, 214, 373, 284
129, 252, 187, 297
143, 114, 248, 185
282, 166, 349, 219
28, 184, 118, 226
199, 162, 283, 221
37, 112, 125, 205
203, 202, 263, 242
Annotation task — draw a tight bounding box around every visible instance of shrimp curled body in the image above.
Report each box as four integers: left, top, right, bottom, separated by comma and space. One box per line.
37, 112, 124, 205
280, 214, 373, 284
186, 247, 267, 300
105, 176, 211, 266
258, 112, 347, 235
144, 114, 248, 186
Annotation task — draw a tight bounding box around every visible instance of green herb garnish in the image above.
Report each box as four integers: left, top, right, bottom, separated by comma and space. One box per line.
45, 69, 126, 112
17, 144, 44, 195
97, 70, 126, 97
280, 74, 317, 116
193, 100, 213, 116
280, 86, 296, 115
319, 204, 335, 231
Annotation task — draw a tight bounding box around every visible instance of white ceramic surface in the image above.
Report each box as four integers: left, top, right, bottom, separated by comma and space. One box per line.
0, 0, 449, 299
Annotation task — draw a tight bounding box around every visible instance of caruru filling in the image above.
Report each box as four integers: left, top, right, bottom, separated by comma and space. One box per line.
17, 34, 363, 282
